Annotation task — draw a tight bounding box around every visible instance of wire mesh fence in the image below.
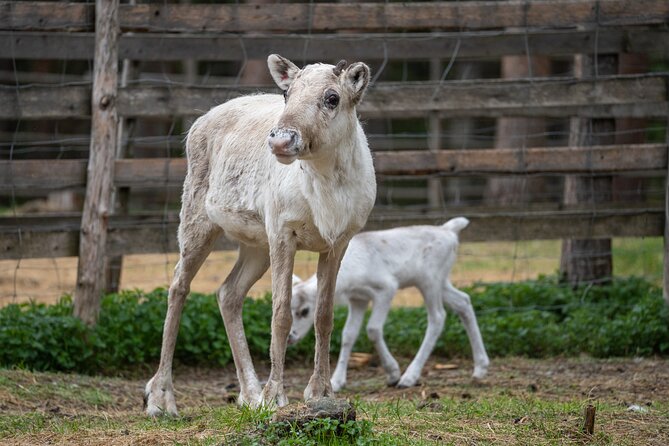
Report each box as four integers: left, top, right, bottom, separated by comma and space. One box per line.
0, 0, 667, 306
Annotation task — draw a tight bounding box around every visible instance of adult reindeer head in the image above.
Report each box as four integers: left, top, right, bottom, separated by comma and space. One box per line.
267, 54, 371, 164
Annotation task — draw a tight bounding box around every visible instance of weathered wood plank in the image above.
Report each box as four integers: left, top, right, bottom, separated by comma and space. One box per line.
0, 208, 661, 259
0, 159, 87, 190
365, 208, 664, 241
74, 0, 119, 325
373, 144, 668, 176
0, 214, 234, 259
1, 143, 665, 192
2, 28, 667, 61
360, 75, 668, 119
2, 1, 668, 32
1, 75, 664, 120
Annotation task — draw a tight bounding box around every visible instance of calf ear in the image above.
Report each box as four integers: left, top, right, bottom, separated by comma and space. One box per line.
292, 274, 303, 286
268, 54, 299, 91
344, 62, 370, 105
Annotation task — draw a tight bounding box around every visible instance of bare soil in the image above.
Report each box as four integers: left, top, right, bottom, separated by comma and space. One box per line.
2, 357, 668, 445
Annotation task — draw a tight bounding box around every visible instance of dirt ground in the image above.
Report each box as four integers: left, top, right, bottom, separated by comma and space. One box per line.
2, 356, 668, 445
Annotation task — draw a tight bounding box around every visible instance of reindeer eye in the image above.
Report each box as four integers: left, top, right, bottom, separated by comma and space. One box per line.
283, 90, 288, 102
299, 308, 310, 318
324, 92, 339, 109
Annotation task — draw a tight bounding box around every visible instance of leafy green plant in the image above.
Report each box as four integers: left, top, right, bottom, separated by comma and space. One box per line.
255, 418, 380, 446
0, 276, 667, 373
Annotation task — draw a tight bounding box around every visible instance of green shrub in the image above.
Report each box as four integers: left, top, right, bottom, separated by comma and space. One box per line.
0, 276, 667, 373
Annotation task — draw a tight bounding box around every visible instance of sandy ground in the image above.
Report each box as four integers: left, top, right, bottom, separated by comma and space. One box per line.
0, 241, 561, 307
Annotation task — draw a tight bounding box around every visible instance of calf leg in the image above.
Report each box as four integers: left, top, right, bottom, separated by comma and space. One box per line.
330, 298, 368, 392
366, 290, 401, 387
304, 243, 348, 401
261, 234, 297, 407
217, 244, 270, 407
397, 285, 445, 388
444, 281, 489, 379
145, 222, 221, 416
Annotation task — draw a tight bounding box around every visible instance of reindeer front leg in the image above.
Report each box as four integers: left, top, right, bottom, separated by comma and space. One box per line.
304, 242, 348, 401
261, 232, 297, 408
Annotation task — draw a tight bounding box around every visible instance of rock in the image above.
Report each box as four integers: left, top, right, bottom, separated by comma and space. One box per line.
271, 398, 356, 426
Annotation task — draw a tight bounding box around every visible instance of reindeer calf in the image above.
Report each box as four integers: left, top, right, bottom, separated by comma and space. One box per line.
145, 55, 376, 416
290, 217, 489, 390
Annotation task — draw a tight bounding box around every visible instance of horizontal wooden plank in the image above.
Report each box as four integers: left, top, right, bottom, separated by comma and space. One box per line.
2, 28, 667, 61
365, 208, 664, 241
0, 207, 662, 259
0, 75, 664, 120
373, 143, 668, 175
2, 1, 668, 32
362, 75, 668, 119
1, 143, 665, 192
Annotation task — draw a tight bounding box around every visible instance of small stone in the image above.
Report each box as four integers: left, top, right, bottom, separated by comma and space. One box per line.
627, 404, 648, 413
271, 398, 356, 426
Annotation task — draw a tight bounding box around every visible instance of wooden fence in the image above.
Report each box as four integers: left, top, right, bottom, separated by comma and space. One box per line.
0, 0, 668, 315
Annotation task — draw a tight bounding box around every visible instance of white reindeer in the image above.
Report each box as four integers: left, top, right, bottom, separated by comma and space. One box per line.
144, 55, 376, 416
289, 218, 489, 390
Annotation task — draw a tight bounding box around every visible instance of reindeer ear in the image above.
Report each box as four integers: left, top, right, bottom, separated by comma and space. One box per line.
292, 274, 303, 286
344, 62, 370, 105
268, 54, 299, 91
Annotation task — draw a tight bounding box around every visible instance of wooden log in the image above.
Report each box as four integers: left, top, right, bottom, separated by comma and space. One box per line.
1, 75, 665, 120
73, 0, 119, 326
0, 208, 662, 260
106, 19, 137, 295
0, 144, 665, 193
3, 28, 667, 61
2, 1, 668, 32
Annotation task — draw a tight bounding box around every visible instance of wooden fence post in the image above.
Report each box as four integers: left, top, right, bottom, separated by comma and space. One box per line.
427, 58, 443, 208
560, 54, 616, 286
74, 0, 119, 325
664, 113, 669, 305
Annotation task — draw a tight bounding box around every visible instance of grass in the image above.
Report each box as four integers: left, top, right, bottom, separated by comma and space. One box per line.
1, 357, 669, 445
2, 236, 663, 306
453, 237, 663, 287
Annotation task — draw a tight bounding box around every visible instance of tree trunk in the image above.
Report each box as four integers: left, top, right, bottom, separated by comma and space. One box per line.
560, 54, 616, 286
74, 0, 119, 325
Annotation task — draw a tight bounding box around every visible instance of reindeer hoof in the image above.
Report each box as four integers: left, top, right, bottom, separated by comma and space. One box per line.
330, 378, 345, 393
396, 375, 420, 389
472, 365, 489, 380
304, 374, 333, 401
261, 380, 289, 408
144, 377, 178, 417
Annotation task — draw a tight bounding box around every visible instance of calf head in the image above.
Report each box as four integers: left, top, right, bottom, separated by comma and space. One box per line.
267, 54, 371, 164
287, 274, 318, 344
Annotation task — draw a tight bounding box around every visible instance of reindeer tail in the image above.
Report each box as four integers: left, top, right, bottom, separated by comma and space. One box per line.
442, 217, 469, 234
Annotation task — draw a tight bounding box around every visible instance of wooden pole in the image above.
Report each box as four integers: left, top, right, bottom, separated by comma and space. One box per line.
663, 113, 669, 305
105, 0, 138, 294
583, 404, 596, 435
560, 54, 616, 286
485, 55, 551, 205
74, 0, 119, 325
427, 58, 443, 209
